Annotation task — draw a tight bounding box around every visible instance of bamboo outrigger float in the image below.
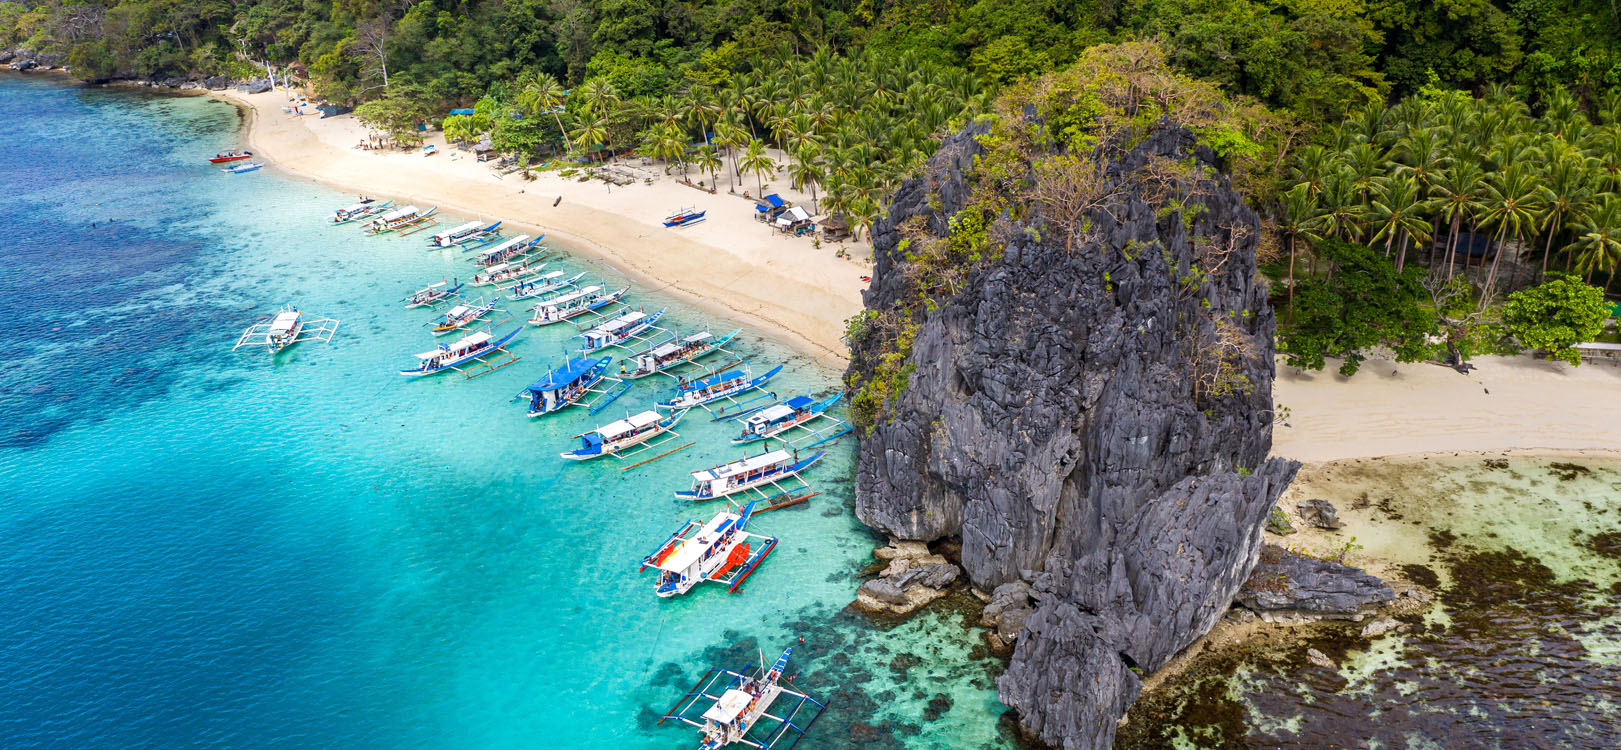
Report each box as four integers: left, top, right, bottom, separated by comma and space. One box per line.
659, 646, 827, 750
640, 500, 777, 597
515, 355, 631, 417
232, 305, 340, 354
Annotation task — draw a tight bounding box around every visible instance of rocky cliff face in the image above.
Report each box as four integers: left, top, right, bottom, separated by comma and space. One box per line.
849, 122, 1299, 748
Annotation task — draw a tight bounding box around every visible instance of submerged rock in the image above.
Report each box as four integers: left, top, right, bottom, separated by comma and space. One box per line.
1361, 616, 1401, 638
1236, 545, 1395, 621
848, 113, 1297, 748
854, 562, 961, 617
1306, 647, 1338, 670
1297, 498, 1344, 529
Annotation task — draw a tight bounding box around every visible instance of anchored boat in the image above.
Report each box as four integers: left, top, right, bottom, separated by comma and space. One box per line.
403, 279, 463, 309
664, 207, 707, 227
364, 205, 439, 235
472, 259, 545, 287
426, 297, 503, 336
208, 150, 252, 164
232, 305, 339, 354
675, 448, 825, 503
659, 365, 782, 411
578, 308, 665, 353
224, 162, 263, 173
330, 198, 392, 225
620, 329, 739, 380
506, 270, 584, 300
658, 646, 827, 749
640, 500, 775, 597
474, 235, 543, 267
528, 284, 629, 326
733, 394, 849, 448
427, 220, 501, 249
561, 408, 689, 463
517, 356, 629, 417
399, 327, 521, 378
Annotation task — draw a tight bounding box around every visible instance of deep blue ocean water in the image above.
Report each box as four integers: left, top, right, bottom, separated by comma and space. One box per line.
0, 75, 1010, 749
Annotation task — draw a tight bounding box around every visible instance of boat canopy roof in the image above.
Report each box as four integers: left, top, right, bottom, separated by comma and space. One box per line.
378, 205, 420, 222
269, 310, 300, 334
479, 262, 510, 275
335, 201, 370, 214
444, 304, 470, 317
654, 511, 737, 573
597, 410, 660, 439
694, 450, 791, 481
686, 369, 744, 390
542, 286, 600, 307
433, 221, 483, 241
529, 357, 605, 392
786, 395, 815, 410
702, 689, 755, 724
417, 330, 489, 358
682, 331, 713, 344
526, 270, 565, 282
479, 235, 532, 257
753, 403, 795, 422
591, 311, 647, 335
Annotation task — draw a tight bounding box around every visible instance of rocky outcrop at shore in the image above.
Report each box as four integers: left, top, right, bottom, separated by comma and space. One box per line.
847, 116, 1297, 748
853, 541, 961, 617
1236, 545, 1396, 622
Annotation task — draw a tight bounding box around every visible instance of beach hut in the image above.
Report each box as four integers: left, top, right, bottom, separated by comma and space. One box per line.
474, 140, 496, 162
821, 214, 851, 241
754, 193, 789, 222
775, 206, 814, 236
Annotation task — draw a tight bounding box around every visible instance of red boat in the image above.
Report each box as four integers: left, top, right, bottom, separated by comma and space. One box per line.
208, 150, 253, 164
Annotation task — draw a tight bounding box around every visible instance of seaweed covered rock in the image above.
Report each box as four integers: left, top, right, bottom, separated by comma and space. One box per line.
1237, 544, 1395, 621
844, 42, 1299, 749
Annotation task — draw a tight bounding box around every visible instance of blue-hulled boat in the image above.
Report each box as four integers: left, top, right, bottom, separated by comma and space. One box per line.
519, 355, 624, 417
663, 207, 706, 227
674, 448, 825, 502
658, 364, 782, 411
561, 408, 687, 461
399, 327, 521, 377
579, 308, 665, 352
733, 394, 842, 444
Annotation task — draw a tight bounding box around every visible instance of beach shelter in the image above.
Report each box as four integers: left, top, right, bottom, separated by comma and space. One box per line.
755, 193, 788, 219
775, 206, 813, 235
474, 140, 496, 162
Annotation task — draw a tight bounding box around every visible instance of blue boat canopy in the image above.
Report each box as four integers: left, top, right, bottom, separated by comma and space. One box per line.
786, 395, 814, 409
529, 357, 604, 392
685, 369, 744, 390
448, 108, 476, 115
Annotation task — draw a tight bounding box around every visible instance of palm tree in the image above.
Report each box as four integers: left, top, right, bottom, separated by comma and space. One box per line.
1476, 163, 1546, 308
1368, 174, 1433, 270
714, 118, 747, 190
738, 138, 777, 196
518, 73, 571, 152
788, 146, 825, 213
1431, 159, 1487, 280
1277, 184, 1324, 319
578, 78, 620, 120
1536, 146, 1596, 277
1316, 171, 1368, 244
570, 116, 608, 161
848, 196, 880, 242
1567, 197, 1621, 287
694, 144, 722, 188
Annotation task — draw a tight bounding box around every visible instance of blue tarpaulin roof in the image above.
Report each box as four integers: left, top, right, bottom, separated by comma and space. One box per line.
448, 108, 475, 115
529, 357, 603, 391
786, 395, 814, 409
756, 194, 786, 212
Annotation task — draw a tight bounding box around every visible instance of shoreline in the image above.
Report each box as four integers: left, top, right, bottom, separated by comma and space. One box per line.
211, 87, 866, 367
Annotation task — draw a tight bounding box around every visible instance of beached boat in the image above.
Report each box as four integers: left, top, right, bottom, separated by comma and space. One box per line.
232, 305, 339, 354
426, 297, 502, 336
578, 308, 665, 352
427, 220, 501, 249
517, 356, 630, 417
208, 150, 253, 164
620, 329, 739, 380
472, 259, 545, 287
640, 500, 776, 598
473, 234, 541, 267
505, 270, 584, 300
399, 327, 521, 377
330, 198, 392, 225
560, 408, 688, 462
659, 365, 782, 411
675, 448, 825, 503
733, 394, 843, 444
658, 645, 827, 749
363, 205, 439, 235
403, 279, 463, 309
528, 284, 629, 326
664, 207, 707, 227
224, 162, 263, 173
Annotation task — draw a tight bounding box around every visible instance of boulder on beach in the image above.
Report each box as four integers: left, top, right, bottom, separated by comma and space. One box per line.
1236, 544, 1395, 621
1297, 498, 1344, 529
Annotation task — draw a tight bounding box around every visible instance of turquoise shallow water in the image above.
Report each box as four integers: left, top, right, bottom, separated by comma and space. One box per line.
0, 76, 1010, 749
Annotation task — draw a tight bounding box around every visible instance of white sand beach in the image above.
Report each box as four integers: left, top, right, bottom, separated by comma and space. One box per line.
214, 87, 870, 364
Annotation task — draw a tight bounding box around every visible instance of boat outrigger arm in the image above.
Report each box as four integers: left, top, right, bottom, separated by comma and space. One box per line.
657, 645, 828, 750
233, 307, 340, 353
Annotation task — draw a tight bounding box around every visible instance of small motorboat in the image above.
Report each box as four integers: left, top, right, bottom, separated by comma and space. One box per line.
208, 150, 253, 164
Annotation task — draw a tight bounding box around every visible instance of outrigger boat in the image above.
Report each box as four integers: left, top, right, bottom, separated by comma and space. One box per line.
640, 500, 775, 597
472, 260, 544, 287
561, 408, 690, 465
427, 220, 501, 249
224, 162, 263, 173
620, 329, 740, 380
473, 234, 544, 267
506, 270, 584, 300
664, 207, 707, 228
403, 279, 464, 309
658, 646, 827, 749
208, 150, 252, 164
528, 284, 629, 326
578, 308, 666, 353
659, 365, 782, 412
675, 447, 825, 504
364, 205, 439, 236
399, 327, 521, 378
426, 297, 503, 336
732, 394, 850, 449
516, 355, 630, 417
232, 305, 339, 354
330, 198, 392, 225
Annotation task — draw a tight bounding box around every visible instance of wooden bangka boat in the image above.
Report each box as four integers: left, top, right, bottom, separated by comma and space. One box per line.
621, 329, 740, 380
675, 448, 825, 503
364, 205, 439, 235
733, 394, 848, 447
232, 305, 339, 354
561, 408, 688, 462
473, 234, 541, 266
640, 500, 776, 597
528, 284, 629, 326
426, 297, 502, 336
506, 271, 583, 300
664, 207, 707, 227
472, 259, 543, 287
658, 365, 782, 411
427, 220, 501, 249
403, 279, 463, 309
399, 327, 521, 378
658, 646, 827, 749
517, 356, 629, 417
578, 308, 665, 353
208, 150, 253, 164
330, 198, 392, 225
